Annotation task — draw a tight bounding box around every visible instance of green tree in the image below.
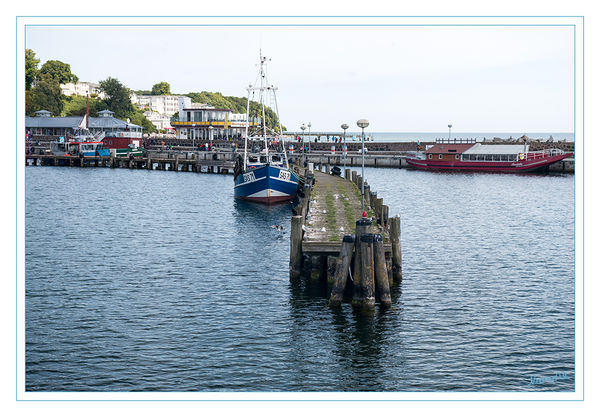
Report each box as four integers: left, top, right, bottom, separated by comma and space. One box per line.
98, 77, 135, 119
151, 82, 171, 95
25, 74, 64, 116
25, 49, 40, 91
39, 60, 78, 84
129, 108, 156, 133
62, 95, 102, 117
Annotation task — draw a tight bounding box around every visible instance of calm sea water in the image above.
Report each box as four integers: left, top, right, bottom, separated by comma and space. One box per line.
25, 166, 575, 392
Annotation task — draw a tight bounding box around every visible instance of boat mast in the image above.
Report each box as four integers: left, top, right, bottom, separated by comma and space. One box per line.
259, 51, 269, 160
244, 86, 251, 170
86, 94, 89, 130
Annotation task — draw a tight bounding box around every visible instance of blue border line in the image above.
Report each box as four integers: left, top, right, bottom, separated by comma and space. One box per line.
17, 16, 583, 401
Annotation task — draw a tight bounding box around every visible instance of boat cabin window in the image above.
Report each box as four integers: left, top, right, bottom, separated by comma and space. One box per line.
248, 156, 259, 163
428, 154, 433, 159
438, 154, 443, 159
455, 154, 460, 160
260, 155, 268, 164
271, 155, 281, 163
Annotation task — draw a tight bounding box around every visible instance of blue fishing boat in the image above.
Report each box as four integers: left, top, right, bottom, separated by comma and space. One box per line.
233, 52, 299, 204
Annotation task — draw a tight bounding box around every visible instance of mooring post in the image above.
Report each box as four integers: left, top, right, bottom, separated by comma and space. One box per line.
147, 156, 152, 170
80, 157, 85, 167
382, 205, 389, 228
360, 233, 376, 309
290, 215, 304, 280
174, 155, 179, 171
373, 234, 392, 308
364, 184, 371, 207
390, 215, 402, 282
110, 156, 115, 168
352, 217, 371, 308
329, 235, 355, 307
370, 191, 377, 210
345, 168, 351, 180
326, 162, 331, 175
351, 170, 357, 185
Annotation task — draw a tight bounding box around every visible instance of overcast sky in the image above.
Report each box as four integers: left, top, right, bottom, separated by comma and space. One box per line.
26, 25, 574, 133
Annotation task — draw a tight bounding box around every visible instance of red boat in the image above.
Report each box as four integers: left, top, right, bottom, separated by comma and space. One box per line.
406, 140, 573, 173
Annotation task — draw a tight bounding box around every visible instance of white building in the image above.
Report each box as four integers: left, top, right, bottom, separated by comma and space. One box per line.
60, 81, 106, 99
132, 95, 191, 117
143, 111, 173, 131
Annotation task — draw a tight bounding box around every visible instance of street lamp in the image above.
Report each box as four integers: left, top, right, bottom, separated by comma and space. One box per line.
308, 122, 312, 152
300, 123, 306, 155
357, 119, 369, 211
341, 123, 349, 173
448, 124, 452, 142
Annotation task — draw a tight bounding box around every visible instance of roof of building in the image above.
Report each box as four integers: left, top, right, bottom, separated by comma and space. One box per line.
26, 114, 142, 130
462, 143, 530, 155
425, 143, 476, 154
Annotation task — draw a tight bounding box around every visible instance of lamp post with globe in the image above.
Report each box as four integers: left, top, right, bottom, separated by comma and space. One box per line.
341, 123, 349, 173
448, 124, 452, 142
356, 119, 369, 211
300, 123, 306, 155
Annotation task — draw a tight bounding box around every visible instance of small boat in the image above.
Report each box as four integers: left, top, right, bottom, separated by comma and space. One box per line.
233, 52, 299, 204
406, 139, 573, 173
50, 112, 110, 157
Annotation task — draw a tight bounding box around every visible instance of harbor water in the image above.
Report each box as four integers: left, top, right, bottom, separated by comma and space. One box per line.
25, 166, 575, 391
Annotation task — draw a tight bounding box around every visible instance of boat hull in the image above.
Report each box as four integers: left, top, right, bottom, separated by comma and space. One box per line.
406, 153, 573, 173
234, 165, 299, 204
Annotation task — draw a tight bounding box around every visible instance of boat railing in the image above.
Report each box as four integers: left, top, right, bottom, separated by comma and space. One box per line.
525, 149, 565, 160
436, 138, 478, 144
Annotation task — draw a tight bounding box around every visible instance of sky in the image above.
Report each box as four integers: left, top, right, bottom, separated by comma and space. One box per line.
26, 25, 574, 133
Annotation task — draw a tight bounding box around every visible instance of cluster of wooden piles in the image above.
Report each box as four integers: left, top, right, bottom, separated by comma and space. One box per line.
289, 163, 402, 310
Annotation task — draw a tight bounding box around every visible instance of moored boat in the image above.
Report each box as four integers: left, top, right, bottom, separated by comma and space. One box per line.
406, 139, 573, 173
233, 52, 299, 204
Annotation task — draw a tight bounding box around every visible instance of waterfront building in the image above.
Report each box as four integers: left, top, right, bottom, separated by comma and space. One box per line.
171, 102, 255, 141
60, 81, 106, 99
143, 111, 173, 131
131, 94, 191, 117
25, 109, 142, 138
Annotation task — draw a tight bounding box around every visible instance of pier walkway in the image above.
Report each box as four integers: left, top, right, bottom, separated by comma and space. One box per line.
289, 161, 402, 309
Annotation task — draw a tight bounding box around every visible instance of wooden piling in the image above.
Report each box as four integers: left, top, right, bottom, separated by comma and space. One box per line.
326, 163, 331, 175
352, 217, 371, 308
360, 233, 376, 309
373, 234, 392, 308
390, 215, 402, 282
364, 184, 370, 207
382, 205, 389, 228
147, 157, 152, 170
345, 168, 351, 180
310, 255, 324, 281
351, 170, 357, 185
327, 256, 337, 284
289, 215, 304, 280
329, 235, 355, 307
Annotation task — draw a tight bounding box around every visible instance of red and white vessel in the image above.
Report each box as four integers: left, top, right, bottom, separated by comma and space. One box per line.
406, 139, 573, 173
